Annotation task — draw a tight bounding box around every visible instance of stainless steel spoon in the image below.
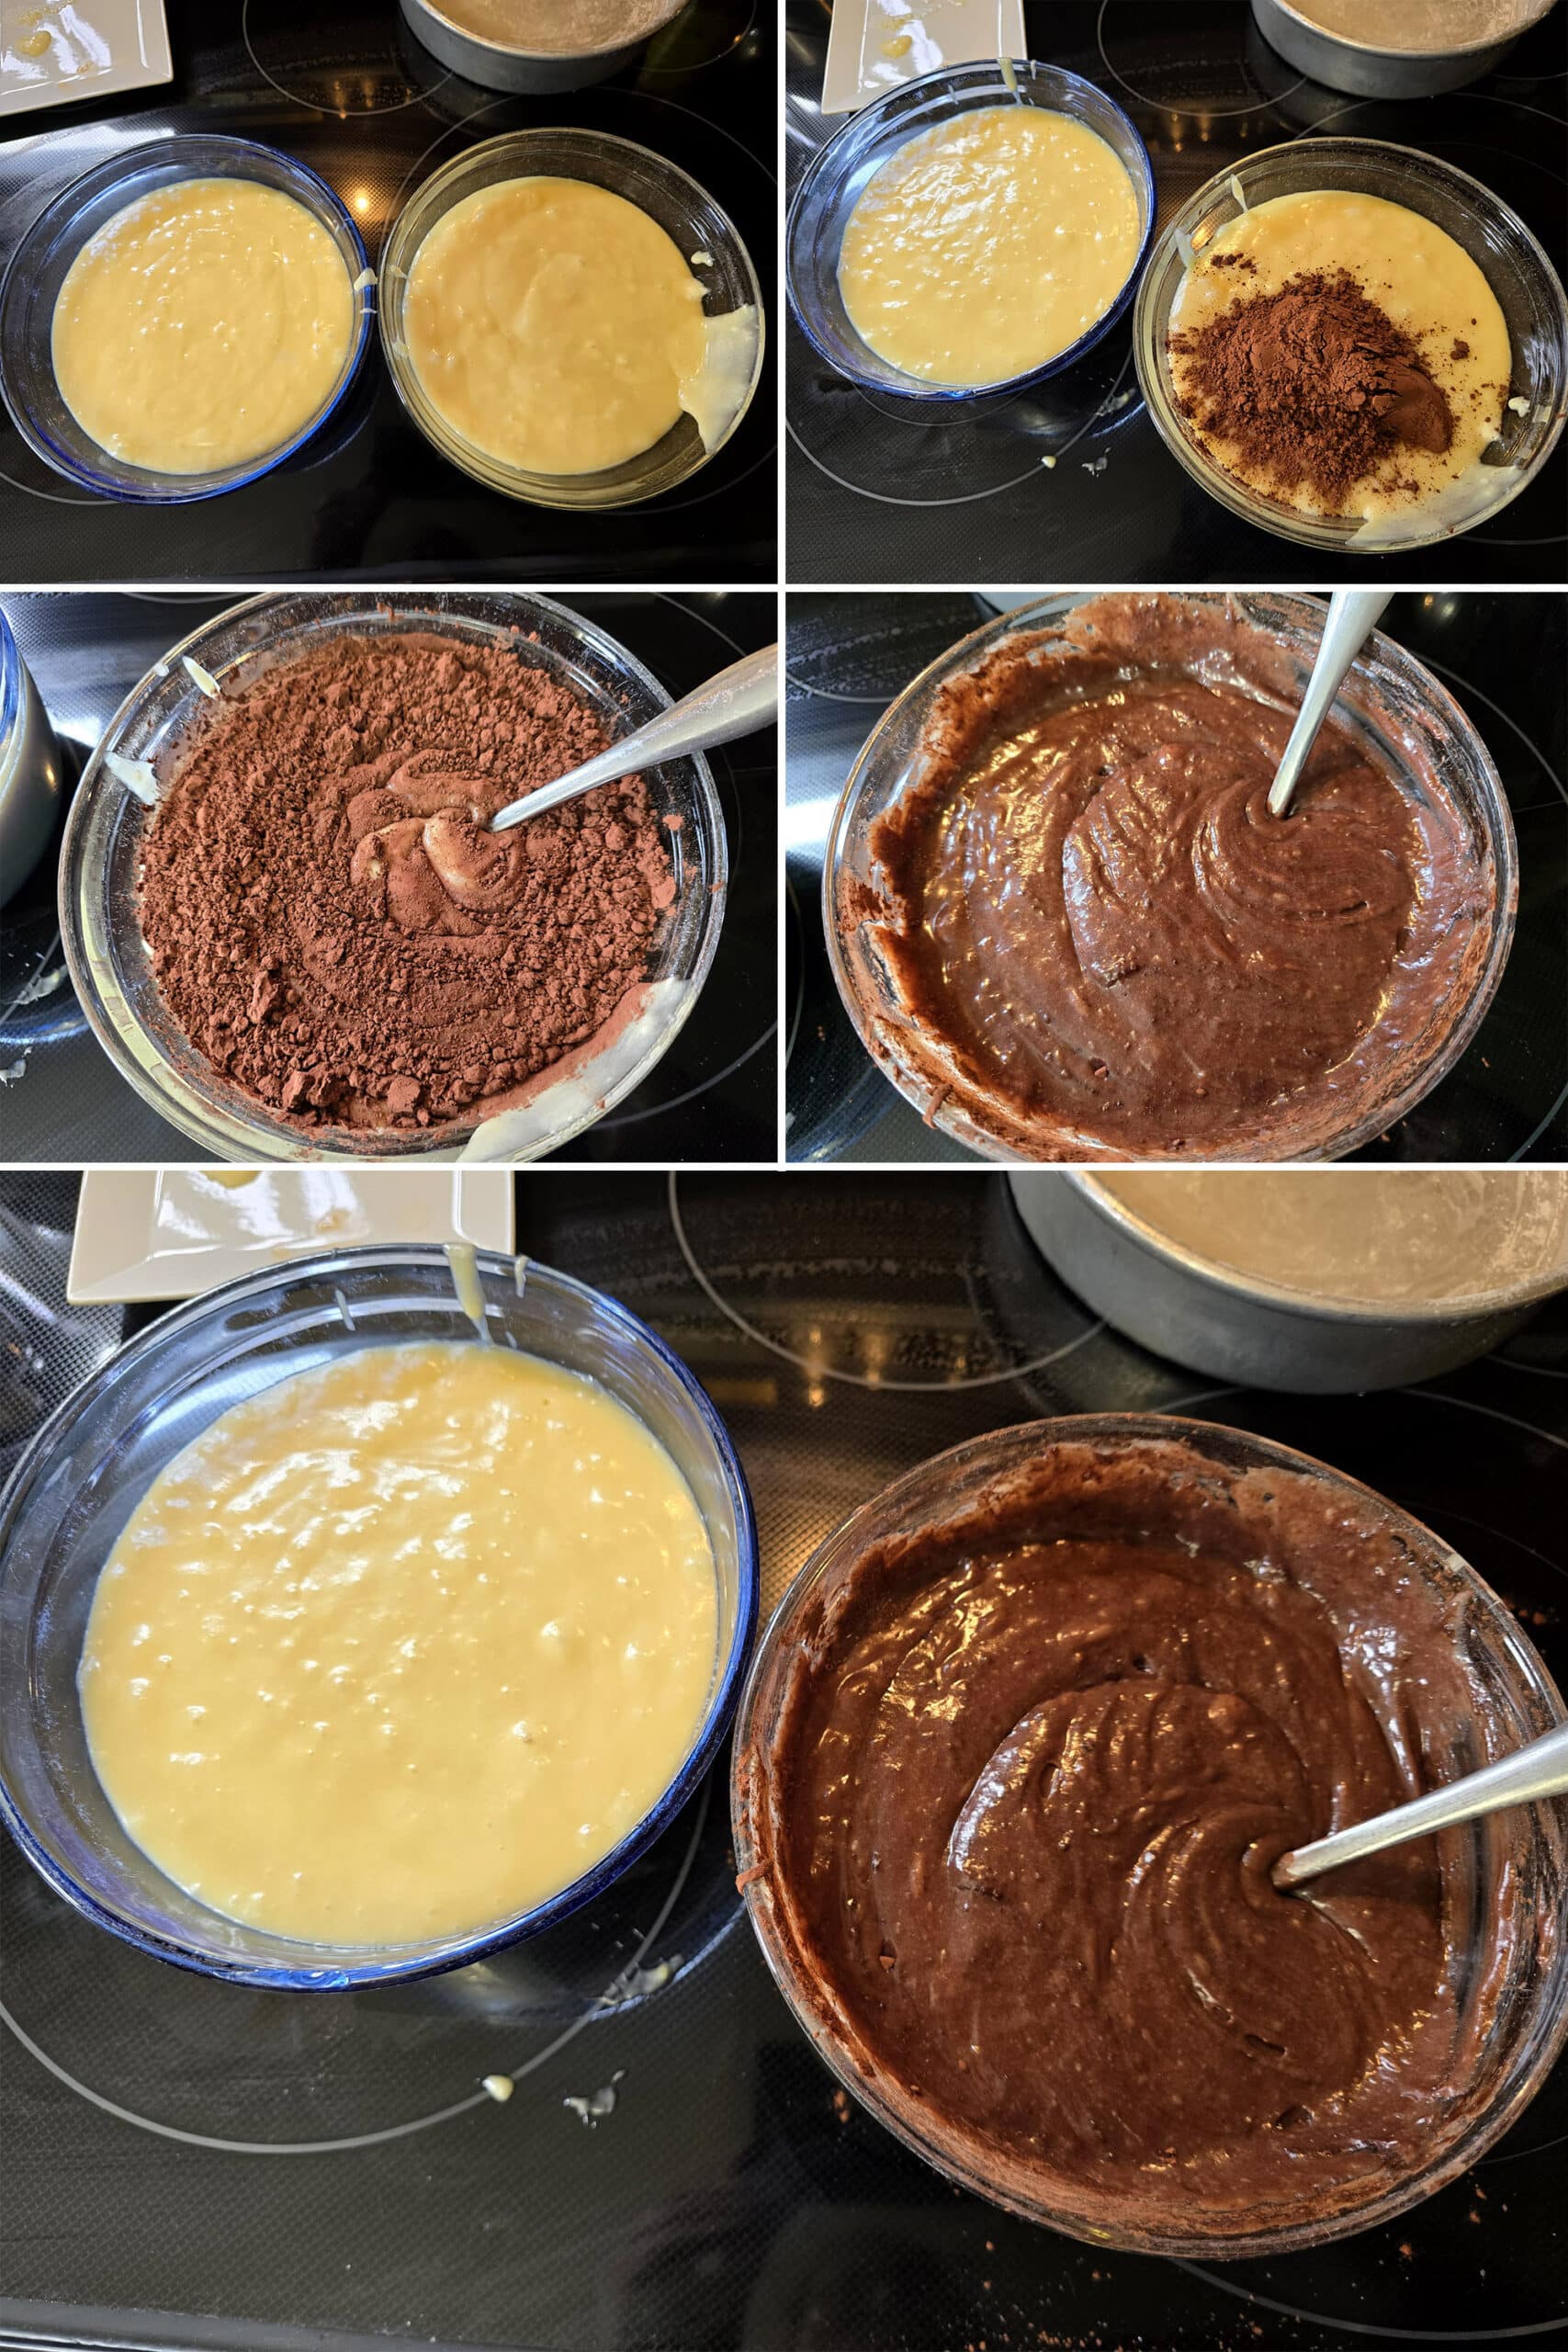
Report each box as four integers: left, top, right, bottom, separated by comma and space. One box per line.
486, 644, 778, 836
1273, 1720, 1568, 1891
1267, 589, 1393, 819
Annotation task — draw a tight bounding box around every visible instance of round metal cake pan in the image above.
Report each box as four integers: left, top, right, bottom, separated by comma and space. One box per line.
1250, 0, 1557, 97
1008, 1171, 1561, 1394
399, 0, 688, 91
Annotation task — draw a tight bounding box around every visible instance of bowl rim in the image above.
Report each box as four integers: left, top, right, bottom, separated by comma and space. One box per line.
1059, 1169, 1568, 1325
0, 1243, 760, 1990
0, 605, 18, 750
57, 587, 729, 1163
730, 1409, 1568, 2256
1132, 134, 1568, 552
378, 125, 766, 509
784, 57, 1156, 402
0, 132, 374, 507
822, 588, 1519, 1165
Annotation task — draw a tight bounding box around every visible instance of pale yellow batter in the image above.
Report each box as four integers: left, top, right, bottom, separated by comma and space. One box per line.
403, 175, 710, 477
837, 105, 1142, 386
79, 1342, 717, 1945
51, 178, 355, 477
1099, 1171, 1568, 1305
1169, 188, 1511, 523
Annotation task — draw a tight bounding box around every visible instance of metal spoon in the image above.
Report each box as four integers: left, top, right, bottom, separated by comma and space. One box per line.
486, 644, 778, 836
1267, 589, 1393, 819
1273, 1721, 1568, 1891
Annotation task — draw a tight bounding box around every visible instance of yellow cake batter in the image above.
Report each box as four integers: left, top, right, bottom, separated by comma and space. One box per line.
1169, 188, 1511, 524
79, 1342, 717, 1945
51, 178, 355, 477
403, 175, 712, 477
837, 105, 1142, 385
1100, 1171, 1568, 1305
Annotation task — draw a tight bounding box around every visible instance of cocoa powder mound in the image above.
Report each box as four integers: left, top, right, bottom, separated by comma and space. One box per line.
1170, 268, 1453, 510
136, 632, 675, 1132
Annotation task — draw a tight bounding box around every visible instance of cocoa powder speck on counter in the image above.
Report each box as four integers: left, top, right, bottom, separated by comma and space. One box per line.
136, 632, 675, 1132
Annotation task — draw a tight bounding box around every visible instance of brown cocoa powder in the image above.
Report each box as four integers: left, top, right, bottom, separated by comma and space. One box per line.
1170, 268, 1453, 510
136, 632, 674, 1132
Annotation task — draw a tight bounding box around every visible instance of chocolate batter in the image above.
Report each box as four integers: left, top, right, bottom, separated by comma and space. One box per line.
749, 1433, 1512, 2243
136, 632, 675, 1132
856, 596, 1490, 1158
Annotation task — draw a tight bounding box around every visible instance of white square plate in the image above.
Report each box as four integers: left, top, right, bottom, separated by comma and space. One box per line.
822, 0, 1027, 114
2, 1, 173, 121
69, 1169, 515, 1303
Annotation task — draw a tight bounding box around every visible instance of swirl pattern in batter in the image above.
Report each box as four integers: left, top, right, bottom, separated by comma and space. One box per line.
862, 596, 1489, 1158
755, 1436, 1507, 2242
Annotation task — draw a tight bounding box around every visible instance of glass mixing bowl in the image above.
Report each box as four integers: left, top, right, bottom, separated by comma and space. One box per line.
731, 1414, 1568, 2258
59, 591, 728, 1163
379, 130, 764, 509
0, 1247, 757, 1989
787, 60, 1155, 408
1134, 139, 1568, 551
825, 592, 1517, 1163
0, 136, 374, 506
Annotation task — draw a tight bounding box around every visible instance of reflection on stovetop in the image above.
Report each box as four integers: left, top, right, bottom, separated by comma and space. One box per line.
0, 589, 777, 1164
785, 0, 1568, 585
1, 1170, 1564, 2352
0, 0, 774, 582
785, 589, 1568, 1165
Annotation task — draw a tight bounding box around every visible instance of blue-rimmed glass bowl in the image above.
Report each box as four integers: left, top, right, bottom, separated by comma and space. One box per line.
0, 135, 374, 505
0, 1248, 758, 1990
786, 61, 1155, 407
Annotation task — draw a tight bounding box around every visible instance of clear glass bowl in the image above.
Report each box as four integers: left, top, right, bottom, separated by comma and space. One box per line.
379, 130, 764, 509
731, 1414, 1568, 2258
0, 1246, 758, 1990
0, 136, 374, 506
786, 61, 1155, 407
825, 592, 1517, 1163
1134, 138, 1568, 551
59, 591, 728, 1163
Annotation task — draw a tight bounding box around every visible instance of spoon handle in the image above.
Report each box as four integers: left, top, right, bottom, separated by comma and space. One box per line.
1273, 1721, 1568, 1890
490, 645, 777, 835
1266, 590, 1393, 820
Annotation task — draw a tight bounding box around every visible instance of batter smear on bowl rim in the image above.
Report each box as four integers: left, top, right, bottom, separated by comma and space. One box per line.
135, 630, 677, 1134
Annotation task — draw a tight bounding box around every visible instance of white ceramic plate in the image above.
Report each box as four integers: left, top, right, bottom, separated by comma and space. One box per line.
822, 0, 1027, 114
69, 1169, 515, 1303
1, 0, 171, 119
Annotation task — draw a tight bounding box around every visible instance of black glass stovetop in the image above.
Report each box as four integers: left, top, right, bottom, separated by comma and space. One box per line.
2, 1167, 1566, 2351
0, 0, 775, 584
784, 589, 1568, 1165
785, 0, 1568, 586
0, 589, 777, 1164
